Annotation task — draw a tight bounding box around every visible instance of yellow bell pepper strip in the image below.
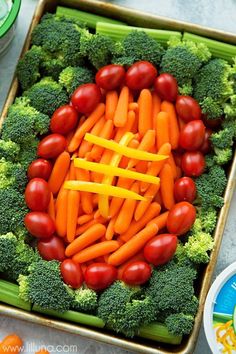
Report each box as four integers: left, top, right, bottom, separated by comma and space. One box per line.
64, 181, 146, 201
73, 158, 160, 185
98, 132, 134, 218
84, 133, 168, 162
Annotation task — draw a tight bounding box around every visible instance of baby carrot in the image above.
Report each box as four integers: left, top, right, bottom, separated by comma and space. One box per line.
113, 86, 129, 127
0, 334, 23, 354
167, 152, 178, 179
77, 213, 94, 225
89, 119, 114, 161
128, 102, 139, 111
120, 202, 161, 242
76, 215, 106, 235
128, 129, 155, 168
105, 90, 118, 120
47, 193, 56, 221
134, 183, 160, 221
105, 216, 117, 240
55, 172, 69, 210
55, 189, 68, 238
114, 182, 139, 234
117, 252, 145, 280
109, 177, 134, 217
161, 101, 180, 150
108, 224, 158, 266
154, 190, 163, 206
66, 223, 106, 257
78, 116, 105, 157
138, 89, 152, 137
156, 111, 170, 150
147, 211, 169, 230
48, 151, 70, 195
140, 143, 171, 192
69, 160, 77, 180
119, 139, 139, 169
75, 168, 93, 215
67, 190, 80, 243
135, 161, 148, 174
160, 163, 175, 210
114, 110, 136, 142
68, 103, 105, 152
93, 149, 113, 183
73, 240, 120, 263
35, 350, 50, 354
152, 91, 161, 129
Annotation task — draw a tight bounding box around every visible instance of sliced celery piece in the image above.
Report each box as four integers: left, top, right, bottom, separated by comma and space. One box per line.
0, 279, 31, 311
139, 322, 182, 345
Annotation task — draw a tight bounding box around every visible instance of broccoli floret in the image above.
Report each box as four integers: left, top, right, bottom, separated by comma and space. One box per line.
0, 232, 17, 273
0, 158, 27, 191
72, 286, 98, 313
24, 77, 68, 116
184, 232, 214, 264
165, 313, 194, 336
59, 66, 94, 95
112, 31, 164, 67
17, 46, 44, 90
224, 94, 236, 119
80, 32, 115, 69
194, 58, 236, 119
0, 140, 20, 161
214, 147, 233, 165
98, 281, 155, 337
195, 207, 217, 234
18, 260, 74, 312
1, 97, 49, 144
211, 127, 234, 150
18, 138, 39, 168
0, 188, 28, 234
18, 274, 30, 302
160, 38, 211, 93
195, 165, 227, 209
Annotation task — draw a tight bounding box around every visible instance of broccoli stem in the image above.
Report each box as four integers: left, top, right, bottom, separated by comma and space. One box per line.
139, 323, 182, 345
0, 279, 31, 311
183, 32, 236, 63
96, 22, 182, 46
56, 6, 126, 29
32, 305, 105, 328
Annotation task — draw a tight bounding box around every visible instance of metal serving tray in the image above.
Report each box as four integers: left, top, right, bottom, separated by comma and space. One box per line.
1, 1, 236, 353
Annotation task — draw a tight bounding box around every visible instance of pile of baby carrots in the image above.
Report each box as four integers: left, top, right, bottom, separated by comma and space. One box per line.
47, 86, 182, 273
0, 333, 49, 354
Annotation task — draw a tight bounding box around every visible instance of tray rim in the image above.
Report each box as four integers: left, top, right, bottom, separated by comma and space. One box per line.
1, 1, 236, 353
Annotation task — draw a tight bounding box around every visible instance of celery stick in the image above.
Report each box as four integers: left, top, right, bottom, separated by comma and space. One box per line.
56, 6, 126, 29
139, 323, 182, 345
183, 32, 236, 62
32, 305, 105, 328
0, 279, 31, 311
96, 22, 182, 46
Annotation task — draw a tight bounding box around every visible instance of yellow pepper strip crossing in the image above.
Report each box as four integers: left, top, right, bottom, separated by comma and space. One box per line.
84, 133, 168, 162
64, 181, 146, 201
98, 132, 134, 218
73, 158, 160, 185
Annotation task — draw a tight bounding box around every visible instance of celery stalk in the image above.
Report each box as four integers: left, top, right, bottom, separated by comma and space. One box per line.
56, 6, 126, 29
96, 22, 182, 46
0, 279, 31, 311
32, 305, 105, 328
183, 32, 236, 62
139, 323, 182, 345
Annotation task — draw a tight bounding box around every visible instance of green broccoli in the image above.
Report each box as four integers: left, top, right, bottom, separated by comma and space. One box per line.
16, 46, 44, 90
18, 260, 74, 312
165, 313, 194, 336
194, 58, 236, 119
224, 94, 236, 119
160, 38, 211, 95
1, 97, 49, 144
112, 31, 164, 67
18, 138, 39, 168
195, 165, 227, 209
194, 207, 217, 234
0, 232, 17, 273
0, 188, 28, 234
0, 139, 20, 161
184, 232, 214, 264
98, 281, 155, 337
72, 286, 98, 313
0, 158, 27, 192
80, 32, 115, 69
59, 66, 94, 96
24, 77, 68, 116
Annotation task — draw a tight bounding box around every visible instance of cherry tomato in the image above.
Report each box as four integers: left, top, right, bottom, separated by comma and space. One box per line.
60, 259, 83, 289
37, 134, 66, 159
50, 105, 79, 135
125, 61, 157, 90
122, 261, 152, 285
84, 263, 117, 291
95, 64, 126, 90
167, 202, 196, 235
27, 159, 52, 180
200, 128, 212, 154
37, 236, 65, 262
144, 234, 178, 266
71, 83, 101, 114
174, 177, 196, 203
176, 96, 201, 122
181, 151, 205, 177
179, 120, 206, 151
25, 178, 51, 211
24, 212, 55, 239
154, 73, 178, 102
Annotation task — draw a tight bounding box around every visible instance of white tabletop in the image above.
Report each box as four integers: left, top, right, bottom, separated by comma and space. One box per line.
0, 1, 236, 353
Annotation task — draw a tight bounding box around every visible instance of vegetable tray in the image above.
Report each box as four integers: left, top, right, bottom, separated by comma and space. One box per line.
0, 0, 236, 353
